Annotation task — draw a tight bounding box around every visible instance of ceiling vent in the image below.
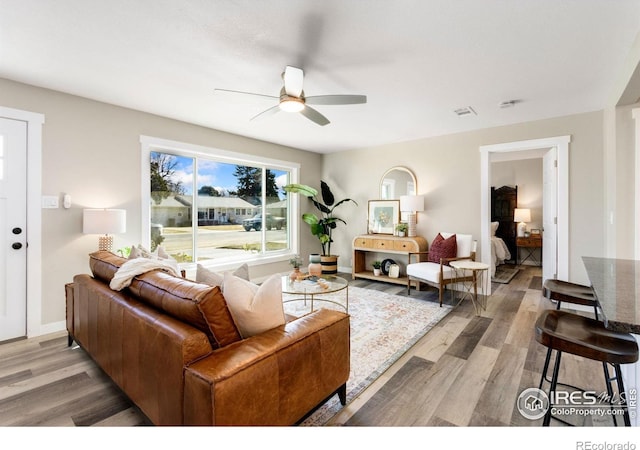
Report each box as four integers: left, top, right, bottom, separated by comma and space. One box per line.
499, 100, 520, 108
454, 106, 477, 117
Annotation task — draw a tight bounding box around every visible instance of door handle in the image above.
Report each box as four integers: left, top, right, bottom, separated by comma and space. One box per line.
12, 242, 23, 250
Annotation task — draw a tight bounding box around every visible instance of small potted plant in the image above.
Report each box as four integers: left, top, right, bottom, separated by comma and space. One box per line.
289, 255, 303, 281
372, 260, 382, 276
395, 223, 408, 237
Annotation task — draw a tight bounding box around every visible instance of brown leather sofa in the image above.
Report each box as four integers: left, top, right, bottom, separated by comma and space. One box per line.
66, 251, 350, 425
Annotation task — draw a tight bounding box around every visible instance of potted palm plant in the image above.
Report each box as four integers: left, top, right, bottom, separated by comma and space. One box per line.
284, 181, 357, 275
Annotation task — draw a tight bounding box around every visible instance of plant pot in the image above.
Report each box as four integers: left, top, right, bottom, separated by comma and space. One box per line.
373, 268, 381, 276
321, 255, 339, 275
289, 267, 301, 282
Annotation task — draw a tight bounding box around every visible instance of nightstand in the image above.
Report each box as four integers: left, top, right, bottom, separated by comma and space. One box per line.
516, 235, 542, 266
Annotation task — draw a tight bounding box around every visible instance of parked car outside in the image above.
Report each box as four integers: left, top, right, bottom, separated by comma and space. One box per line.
242, 213, 286, 231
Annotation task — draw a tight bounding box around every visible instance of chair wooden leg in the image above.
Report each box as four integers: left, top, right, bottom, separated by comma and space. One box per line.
439, 286, 443, 307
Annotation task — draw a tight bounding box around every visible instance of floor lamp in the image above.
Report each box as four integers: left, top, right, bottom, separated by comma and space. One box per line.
83, 208, 127, 252
400, 195, 424, 237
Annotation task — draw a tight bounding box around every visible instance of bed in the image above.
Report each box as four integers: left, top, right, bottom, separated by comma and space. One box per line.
490, 221, 511, 277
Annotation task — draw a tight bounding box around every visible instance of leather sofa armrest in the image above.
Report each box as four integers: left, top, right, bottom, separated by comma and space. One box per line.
183, 308, 350, 425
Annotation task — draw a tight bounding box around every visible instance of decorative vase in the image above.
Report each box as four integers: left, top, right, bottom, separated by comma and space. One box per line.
308, 254, 322, 277
320, 255, 339, 275
289, 267, 301, 282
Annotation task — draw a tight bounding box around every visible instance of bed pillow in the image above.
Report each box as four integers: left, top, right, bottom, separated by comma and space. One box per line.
491, 222, 499, 236
428, 233, 457, 263
222, 272, 285, 338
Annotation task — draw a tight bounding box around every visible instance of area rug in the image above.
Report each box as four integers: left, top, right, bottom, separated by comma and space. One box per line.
492, 266, 519, 284
282, 286, 453, 426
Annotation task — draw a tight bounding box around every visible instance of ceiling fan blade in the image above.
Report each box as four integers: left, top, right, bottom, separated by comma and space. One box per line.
214, 88, 278, 100
300, 106, 330, 126
305, 94, 367, 105
250, 105, 281, 121
283, 66, 304, 97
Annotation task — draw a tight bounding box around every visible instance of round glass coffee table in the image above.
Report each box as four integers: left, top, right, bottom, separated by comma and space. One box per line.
281, 275, 349, 314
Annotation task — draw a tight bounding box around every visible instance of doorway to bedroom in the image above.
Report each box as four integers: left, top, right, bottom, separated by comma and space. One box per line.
479, 136, 570, 296
490, 158, 542, 285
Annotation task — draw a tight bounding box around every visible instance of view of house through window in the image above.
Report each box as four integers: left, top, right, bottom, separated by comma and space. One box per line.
149, 150, 291, 263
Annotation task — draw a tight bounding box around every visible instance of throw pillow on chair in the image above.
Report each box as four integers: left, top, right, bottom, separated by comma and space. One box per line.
428, 233, 457, 263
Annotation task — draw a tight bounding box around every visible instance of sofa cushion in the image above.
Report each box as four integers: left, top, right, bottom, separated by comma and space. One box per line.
89, 250, 127, 283
428, 233, 457, 263
196, 286, 243, 348
127, 271, 241, 348
196, 263, 250, 287
88, 250, 240, 348
222, 272, 285, 338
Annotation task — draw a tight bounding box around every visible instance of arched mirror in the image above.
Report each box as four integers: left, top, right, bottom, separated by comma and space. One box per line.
380, 166, 417, 200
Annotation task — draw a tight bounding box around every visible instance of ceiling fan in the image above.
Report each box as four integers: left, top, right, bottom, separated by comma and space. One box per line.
214, 66, 367, 126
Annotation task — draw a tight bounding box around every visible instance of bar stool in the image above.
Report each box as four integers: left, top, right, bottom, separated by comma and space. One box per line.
543, 279, 599, 318
535, 309, 639, 426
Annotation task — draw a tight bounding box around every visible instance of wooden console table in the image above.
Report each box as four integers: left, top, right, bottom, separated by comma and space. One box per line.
352, 235, 428, 287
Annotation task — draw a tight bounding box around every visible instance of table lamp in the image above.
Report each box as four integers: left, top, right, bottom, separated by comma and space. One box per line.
400, 195, 424, 237
514, 208, 531, 237
83, 208, 126, 252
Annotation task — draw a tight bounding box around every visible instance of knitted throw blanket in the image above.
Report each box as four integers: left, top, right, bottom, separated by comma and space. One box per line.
110, 257, 180, 291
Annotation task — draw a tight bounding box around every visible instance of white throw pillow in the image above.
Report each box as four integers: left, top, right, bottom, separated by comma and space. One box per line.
222, 272, 285, 338
196, 263, 249, 287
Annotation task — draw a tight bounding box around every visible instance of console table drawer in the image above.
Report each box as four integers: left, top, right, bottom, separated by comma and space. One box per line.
354, 237, 374, 248
516, 237, 542, 248
393, 240, 418, 252
373, 239, 394, 250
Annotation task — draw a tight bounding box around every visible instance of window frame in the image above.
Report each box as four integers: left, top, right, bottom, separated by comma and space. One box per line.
140, 135, 300, 272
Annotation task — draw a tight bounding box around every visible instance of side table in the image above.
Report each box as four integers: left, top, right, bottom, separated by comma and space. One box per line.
516, 236, 542, 266
449, 260, 490, 315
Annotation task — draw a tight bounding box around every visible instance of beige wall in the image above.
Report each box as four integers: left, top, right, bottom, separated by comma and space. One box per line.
322, 111, 605, 285
0, 77, 322, 329
0, 75, 621, 332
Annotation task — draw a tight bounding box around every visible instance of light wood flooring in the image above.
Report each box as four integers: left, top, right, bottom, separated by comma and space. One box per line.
0, 265, 617, 427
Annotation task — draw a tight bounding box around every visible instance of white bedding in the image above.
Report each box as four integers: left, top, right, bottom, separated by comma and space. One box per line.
490, 235, 511, 277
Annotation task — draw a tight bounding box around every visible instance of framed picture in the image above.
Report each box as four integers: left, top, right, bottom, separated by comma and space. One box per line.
368, 200, 400, 234
530, 229, 541, 235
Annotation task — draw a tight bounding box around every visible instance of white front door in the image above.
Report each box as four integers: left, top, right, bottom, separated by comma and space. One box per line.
0, 117, 27, 341
542, 147, 557, 282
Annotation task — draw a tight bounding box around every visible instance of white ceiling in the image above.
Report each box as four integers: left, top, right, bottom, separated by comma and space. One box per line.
1, 0, 639, 153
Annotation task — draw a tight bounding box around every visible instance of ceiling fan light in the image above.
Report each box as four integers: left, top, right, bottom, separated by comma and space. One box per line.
279, 98, 305, 112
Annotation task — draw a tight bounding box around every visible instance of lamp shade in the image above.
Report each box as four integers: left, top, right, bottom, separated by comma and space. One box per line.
399, 195, 425, 212
83, 209, 127, 234
513, 208, 531, 223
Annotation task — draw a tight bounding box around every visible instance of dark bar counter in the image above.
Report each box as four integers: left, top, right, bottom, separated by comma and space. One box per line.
582, 257, 640, 334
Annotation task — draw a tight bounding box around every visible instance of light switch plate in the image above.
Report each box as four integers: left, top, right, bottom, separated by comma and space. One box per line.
42, 195, 59, 209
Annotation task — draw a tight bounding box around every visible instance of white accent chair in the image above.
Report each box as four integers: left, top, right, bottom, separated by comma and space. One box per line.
406, 233, 478, 306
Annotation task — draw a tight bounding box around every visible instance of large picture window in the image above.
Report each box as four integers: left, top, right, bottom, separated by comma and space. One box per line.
142, 136, 298, 267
